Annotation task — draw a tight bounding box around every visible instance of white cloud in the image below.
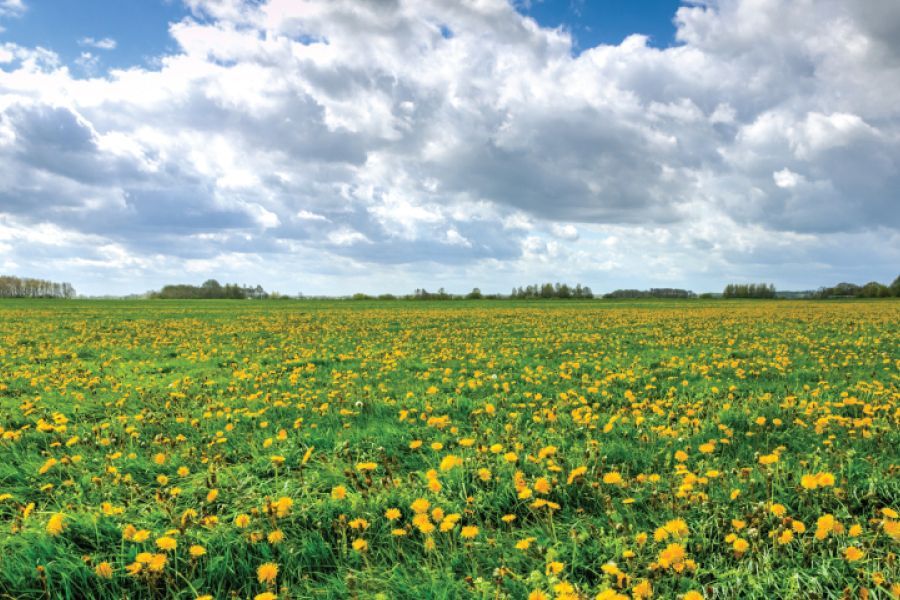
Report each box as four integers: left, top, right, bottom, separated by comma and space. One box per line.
0, 0, 898, 295
79, 37, 117, 51
772, 168, 802, 189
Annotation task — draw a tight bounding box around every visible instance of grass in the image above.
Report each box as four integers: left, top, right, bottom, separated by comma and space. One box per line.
0, 299, 897, 599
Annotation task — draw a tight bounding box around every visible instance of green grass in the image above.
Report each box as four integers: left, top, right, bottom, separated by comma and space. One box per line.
0, 299, 898, 599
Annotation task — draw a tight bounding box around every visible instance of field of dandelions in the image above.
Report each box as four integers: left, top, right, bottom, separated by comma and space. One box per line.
0, 299, 897, 599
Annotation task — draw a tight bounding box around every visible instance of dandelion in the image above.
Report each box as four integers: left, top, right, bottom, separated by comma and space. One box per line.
331, 485, 347, 500
46, 513, 66, 536
385, 508, 401, 520
234, 514, 251, 528
94, 562, 114, 579
257, 562, 278, 584
267, 530, 284, 544
352, 538, 368, 552
156, 536, 177, 551
189, 544, 206, 557
602, 472, 624, 485
844, 547, 864, 562
460, 525, 479, 539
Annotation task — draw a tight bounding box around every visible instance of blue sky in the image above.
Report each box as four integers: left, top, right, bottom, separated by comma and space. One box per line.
0, 1, 189, 71
0, 0, 898, 296
2, 1, 682, 73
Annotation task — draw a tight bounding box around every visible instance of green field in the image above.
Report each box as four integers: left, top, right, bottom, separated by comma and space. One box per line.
0, 300, 898, 599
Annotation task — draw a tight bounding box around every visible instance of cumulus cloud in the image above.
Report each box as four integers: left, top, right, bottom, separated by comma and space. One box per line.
0, 0, 898, 294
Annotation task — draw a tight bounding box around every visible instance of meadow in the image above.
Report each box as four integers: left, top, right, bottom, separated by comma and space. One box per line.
0, 299, 897, 599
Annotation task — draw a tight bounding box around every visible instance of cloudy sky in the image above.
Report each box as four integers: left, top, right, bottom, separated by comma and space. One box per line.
1, 0, 898, 296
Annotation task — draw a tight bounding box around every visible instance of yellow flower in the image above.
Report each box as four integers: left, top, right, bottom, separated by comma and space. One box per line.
460, 525, 479, 539
355, 461, 377, 472
439, 454, 463, 471
144, 554, 165, 572
94, 562, 114, 579
229, 511, 253, 528
800, 474, 818, 490
331, 485, 347, 500
156, 536, 177, 551
545, 561, 564, 575
274, 496, 293, 518
257, 562, 279, 584
758, 453, 779, 466
46, 513, 66, 536
843, 546, 864, 562
732, 538, 749, 554
816, 472, 835, 487
528, 591, 548, 600
632, 579, 652, 599
411, 498, 430, 514
268, 530, 285, 544
684, 592, 703, 600
777, 530, 794, 545
132, 529, 150, 543
352, 538, 368, 552
602, 472, 624, 485
770, 503, 787, 517
255, 593, 278, 600
567, 466, 587, 484
385, 508, 401, 520
189, 544, 206, 557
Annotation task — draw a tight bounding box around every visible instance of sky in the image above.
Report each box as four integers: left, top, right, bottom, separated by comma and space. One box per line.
0, 0, 898, 296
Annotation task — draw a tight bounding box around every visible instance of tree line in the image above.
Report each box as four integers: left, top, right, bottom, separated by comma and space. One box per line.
815, 275, 900, 298
149, 279, 271, 300
0, 275, 76, 298
604, 288, 696, 299
722, 283, 777, 299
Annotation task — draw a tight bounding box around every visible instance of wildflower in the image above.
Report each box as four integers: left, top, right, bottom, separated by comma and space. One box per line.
352, 538, 368, 552
460, 525, 479, 539
439, 454, 463, 471
411, 498, 430, 514
844, 547, 864, 562
156, 536, 177, 551
46, 513, 66, 536
268, 530, 284, 544
234, 514, 251, 528
758, 453, 779, 466
385, 508, 401, 520
189, 545, 207, 557
254, 593, 278, 600
331, 485, 347, 500
632, 579, 652, 599
94, 562, 114, 579
546, 561, 564, 575
602, 472, 624, 485
567, 466, 587, 484
257, 562, 279, 584
801, 474, 818, 490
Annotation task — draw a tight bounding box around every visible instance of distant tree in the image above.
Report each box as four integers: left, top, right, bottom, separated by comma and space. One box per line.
890, 275, 900, 297
466, 287, 483, 299
0, 275, 75, 298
